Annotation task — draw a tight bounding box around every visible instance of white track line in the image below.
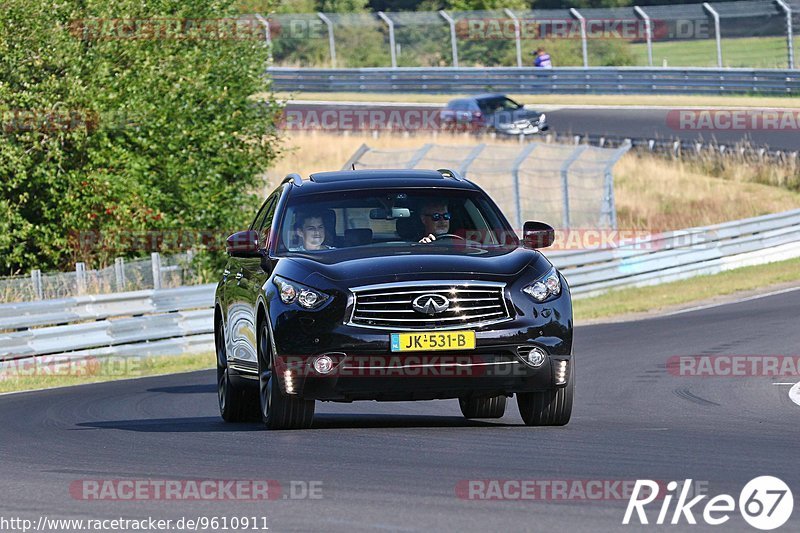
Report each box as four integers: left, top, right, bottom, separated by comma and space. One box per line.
658, 285, 800, 319
789, 382, 800, 407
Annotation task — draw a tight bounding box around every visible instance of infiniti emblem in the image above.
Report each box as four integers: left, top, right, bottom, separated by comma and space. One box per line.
412, 293, 450, 315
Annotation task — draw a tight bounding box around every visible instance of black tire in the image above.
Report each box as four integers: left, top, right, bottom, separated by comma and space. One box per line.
459, 395, 507, 419
517, 361, 574, 426
216, 316, 257, 422
258, 320, 315, 430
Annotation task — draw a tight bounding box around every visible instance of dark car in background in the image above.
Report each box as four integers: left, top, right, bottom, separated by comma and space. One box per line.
440, 94, 548, 136
215, 169, 572, 430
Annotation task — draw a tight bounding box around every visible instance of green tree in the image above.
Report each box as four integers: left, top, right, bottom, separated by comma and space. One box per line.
0, 0, 281, 273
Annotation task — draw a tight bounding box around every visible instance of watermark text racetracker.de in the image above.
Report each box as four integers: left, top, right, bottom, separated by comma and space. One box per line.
667, 109, 800, 132
668, 355, 800, 377
456, 479, 707, 502
0, 356, 146, 381
69, 479, 323, 501
68, 18, 267, 41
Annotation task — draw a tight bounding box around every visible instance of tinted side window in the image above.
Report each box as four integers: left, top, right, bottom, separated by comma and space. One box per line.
255, 191, 282, 248
250, 199, 271, 232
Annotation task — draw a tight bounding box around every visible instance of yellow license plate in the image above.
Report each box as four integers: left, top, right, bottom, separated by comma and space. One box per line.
390, 331, 475, 352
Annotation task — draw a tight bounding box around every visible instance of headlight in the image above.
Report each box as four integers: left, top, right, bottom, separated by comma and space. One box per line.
539, 113, 546, 123
523, 267, 561, 302
273, 276, 330, 309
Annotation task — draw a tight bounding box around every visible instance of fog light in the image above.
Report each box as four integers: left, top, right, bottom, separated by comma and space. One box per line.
313, 355, 334, 375
555, 360, 569, 385
518, 346, 547, 368
283, 369, 296, 394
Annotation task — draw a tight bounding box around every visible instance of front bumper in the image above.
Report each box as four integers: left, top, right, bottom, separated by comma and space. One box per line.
268, 280, 572, 401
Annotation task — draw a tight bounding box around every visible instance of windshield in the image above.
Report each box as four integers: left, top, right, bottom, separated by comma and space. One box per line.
276, 188, 518, 256
476, 97, 521, 114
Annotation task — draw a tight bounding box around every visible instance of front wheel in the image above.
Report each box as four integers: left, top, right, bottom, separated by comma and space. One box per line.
258, 320, 315, 430
217, 318, 257, 422
517, 361, 574, 426
459, 395, 506, 419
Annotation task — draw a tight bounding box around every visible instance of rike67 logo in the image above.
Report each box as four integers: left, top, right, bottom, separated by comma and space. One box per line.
624, 477, 793, 530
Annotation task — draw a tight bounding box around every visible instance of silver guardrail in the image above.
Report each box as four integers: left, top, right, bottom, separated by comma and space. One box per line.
550, 209, 800, 297
1, 209, 799, 362
0, 284, 216, 362
269, 67, 800, 96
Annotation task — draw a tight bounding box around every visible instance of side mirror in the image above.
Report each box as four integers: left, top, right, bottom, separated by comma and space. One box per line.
522, 221, 555, 249
226, 230, 261, 257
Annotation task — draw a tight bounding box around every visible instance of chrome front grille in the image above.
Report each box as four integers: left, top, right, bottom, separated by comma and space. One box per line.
347, 281, 510, 331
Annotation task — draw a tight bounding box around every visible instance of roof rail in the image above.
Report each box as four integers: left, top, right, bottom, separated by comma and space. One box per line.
282, 173, 303, 187
437, 168, 466, 181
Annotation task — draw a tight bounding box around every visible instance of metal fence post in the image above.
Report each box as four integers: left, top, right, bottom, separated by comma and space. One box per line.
510, 143, 538, 231
775, 0, 795, 69
377, 12, 397, 68
341, 143, 371, 170
31, 269, 43, 300
76, 262, 87, 295
602, 140, 632, 229
504, 8, 523, 68
703, 3, 723, 68
634, 6, 653, 67
406, 144, 434, 168
151, 252, 162, 290
570, 8, 589, 67
439, 10, 459, 67
457, 144, 485, 177
253, 14, 274, 64
560, 145, 589, 229
317, 13, 337, 68
114, 257, 126, 291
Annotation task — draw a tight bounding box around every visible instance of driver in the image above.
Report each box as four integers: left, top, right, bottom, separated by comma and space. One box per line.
291, 210, 335, 251
418, 200, 451, 243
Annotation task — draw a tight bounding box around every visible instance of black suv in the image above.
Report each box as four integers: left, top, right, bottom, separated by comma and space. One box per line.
215, 169, 573, 429
440, 94, 548, 136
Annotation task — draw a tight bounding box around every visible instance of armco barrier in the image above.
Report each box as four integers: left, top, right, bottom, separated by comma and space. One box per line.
549, 209, 800, 297
269, 67, 800, 95
1, 209, 799, 363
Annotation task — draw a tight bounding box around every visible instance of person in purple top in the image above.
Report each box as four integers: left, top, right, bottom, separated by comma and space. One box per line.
533, 48, 552, 68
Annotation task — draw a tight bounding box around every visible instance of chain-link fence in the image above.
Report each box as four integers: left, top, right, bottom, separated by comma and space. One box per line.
0, 253, 199, 304
264, 1, 796, 69
345, 141, 630, 231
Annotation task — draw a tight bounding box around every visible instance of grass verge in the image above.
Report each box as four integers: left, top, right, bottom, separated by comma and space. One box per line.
270, 92, 800, 109
573, 256, 800, 322
0, 353, 213, 394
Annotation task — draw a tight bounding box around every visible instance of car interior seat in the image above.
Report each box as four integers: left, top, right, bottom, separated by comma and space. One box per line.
344, 228, 373, 247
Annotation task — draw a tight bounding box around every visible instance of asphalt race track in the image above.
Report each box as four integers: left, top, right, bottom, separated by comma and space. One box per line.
546, 107, 800, 151
284, 101, 800, 152
1, 289, 798, 532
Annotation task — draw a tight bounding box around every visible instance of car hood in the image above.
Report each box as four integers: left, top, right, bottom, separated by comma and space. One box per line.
486, 109, 542, 123
281, 247, 551, 286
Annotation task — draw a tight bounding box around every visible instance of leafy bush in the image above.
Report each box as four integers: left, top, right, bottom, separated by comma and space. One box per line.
0, 0, 282, 274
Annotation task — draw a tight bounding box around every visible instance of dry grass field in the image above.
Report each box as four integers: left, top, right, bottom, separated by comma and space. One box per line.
266, 132, 800, 231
